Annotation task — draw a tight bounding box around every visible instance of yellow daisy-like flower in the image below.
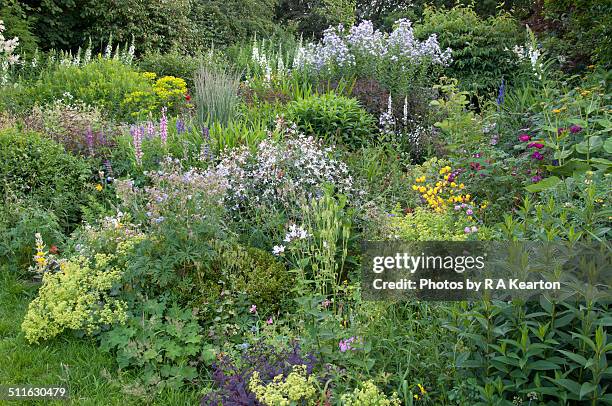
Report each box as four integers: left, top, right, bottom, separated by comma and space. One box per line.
95, 184, 103, 192
418, 384, 427, 395
552, 109, 561, 114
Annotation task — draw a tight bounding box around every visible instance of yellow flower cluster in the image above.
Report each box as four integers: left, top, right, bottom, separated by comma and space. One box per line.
123, 75, 187, 117
413, 383, 427, 401
22, 254, 128, 344
249, 365, 318, 406
32, 232, 48, 273
341, 381, 401, 406
411, 166, 470, 212
153, 76, 187, 102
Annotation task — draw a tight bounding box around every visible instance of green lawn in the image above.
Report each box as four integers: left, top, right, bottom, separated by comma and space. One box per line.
0, 270, 201, 406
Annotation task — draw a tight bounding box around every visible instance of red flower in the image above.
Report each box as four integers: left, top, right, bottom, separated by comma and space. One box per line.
185, 94, 191, 101
50, 245, 59, 254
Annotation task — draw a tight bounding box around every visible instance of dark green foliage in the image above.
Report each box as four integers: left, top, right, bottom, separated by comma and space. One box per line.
414, 5, 525, 95
448, 298, 611, 404
138, 51, 207, 90
217, 243, 290, 311
540, 0, 612, 70
21, 0, 279, 53
276, 0, 355, 38
189, 0, 279, 49
0, 0, 39, 55
285, 93, 377, 148
0, 129, 91, 231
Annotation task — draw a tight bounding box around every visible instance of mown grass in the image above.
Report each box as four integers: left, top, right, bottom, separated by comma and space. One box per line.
0, 269, 202, 406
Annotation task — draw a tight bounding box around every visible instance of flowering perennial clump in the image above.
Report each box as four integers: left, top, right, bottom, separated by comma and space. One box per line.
215, 131, 356, 213
248, 365, 319, 406
341, 381, 401, 405
294, 19, 452, 73
411, 166, 470, 212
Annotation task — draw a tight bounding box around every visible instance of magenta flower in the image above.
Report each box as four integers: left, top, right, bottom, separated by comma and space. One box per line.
557, 127, 566, 135
266, 317, 273, 325
518, 134, 531, 142
531, 151, 544, 160
531, 175, 543, 183
249, 305, 257, 314
464, 226, 472, 234
466, 209, 473, 215
569, 125, 583, 133
527, 142, 544, 149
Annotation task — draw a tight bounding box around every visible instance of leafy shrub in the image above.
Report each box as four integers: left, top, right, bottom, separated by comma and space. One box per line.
0, 129, 91, 230
194, 67, 241, 126
100, 299, 214, 390
541, 0, 612, 69
20, 59, 150, 120
21, 254, 128, 344
285, 93, 376, 148
138, 50, 213, 89
24, 98, 110, 157
188, 0, 279, 49
216, 243, 290, 312
415, 5, 525, 94
448, 296, 610, 404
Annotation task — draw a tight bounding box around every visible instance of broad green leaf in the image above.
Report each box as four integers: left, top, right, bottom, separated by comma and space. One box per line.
525, 176, 561, 193
579, 382, 597, 399
558, 350, 588, 366
576, 136, 603, 154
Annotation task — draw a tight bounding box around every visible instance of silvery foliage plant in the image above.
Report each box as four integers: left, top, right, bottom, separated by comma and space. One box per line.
214, 120, 357, 214
293, 19, 452, 74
